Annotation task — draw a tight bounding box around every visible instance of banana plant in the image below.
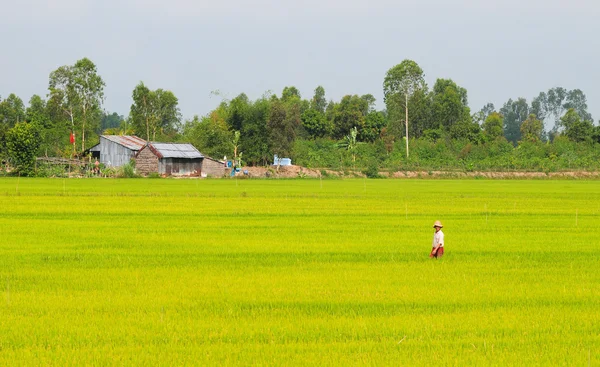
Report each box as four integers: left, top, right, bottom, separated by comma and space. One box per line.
336, 127, 363, 171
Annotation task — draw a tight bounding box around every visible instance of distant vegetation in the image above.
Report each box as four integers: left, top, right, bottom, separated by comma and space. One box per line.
1, 58, 599, 176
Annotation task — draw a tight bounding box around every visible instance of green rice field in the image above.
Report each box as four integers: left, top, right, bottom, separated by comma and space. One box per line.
0, 178, 599, 365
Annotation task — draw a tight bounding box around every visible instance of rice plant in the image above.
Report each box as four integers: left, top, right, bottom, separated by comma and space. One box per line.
0, 178, 598, 365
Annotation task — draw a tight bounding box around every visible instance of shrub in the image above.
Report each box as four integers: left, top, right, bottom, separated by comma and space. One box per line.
362, 159, 382, 178
422, 129, 443, 142
6, 122, 40, 176
35, 162, 68, 178
119, 160, 139, 178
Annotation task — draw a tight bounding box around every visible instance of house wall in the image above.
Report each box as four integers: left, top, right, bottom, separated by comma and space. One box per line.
135, 147, 159, 175
159, 158, 202, 176
201, 157, 226, 177
98, 137, 138, 167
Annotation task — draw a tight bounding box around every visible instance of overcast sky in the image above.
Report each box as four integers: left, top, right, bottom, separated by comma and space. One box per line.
1, 0, 599, 122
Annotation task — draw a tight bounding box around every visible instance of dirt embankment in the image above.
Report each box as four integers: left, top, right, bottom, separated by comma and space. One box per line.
233, 165, 325, 178
387, 171, 600, 179
233, 165, 600, 179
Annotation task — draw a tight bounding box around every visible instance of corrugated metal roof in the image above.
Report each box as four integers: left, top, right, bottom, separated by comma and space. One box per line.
101, 135, 146, 151
202, 155, 225, 164
150, 143, 203, 159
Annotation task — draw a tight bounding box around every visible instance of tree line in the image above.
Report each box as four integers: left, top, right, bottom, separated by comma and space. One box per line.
0, 57, 598, 175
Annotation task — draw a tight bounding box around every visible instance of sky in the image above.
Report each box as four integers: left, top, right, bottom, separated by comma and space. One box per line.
1, 0, 599, 122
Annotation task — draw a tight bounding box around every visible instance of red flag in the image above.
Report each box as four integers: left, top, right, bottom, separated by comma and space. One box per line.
70, 132, 75, 145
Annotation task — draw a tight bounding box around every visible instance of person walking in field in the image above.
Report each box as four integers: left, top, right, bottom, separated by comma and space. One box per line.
430, 220, 444, 258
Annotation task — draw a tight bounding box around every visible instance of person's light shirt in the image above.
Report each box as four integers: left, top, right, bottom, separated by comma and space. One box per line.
432, 230, 444, 248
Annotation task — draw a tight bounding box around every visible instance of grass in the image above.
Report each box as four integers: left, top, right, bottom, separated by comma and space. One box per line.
0, 178, 599, 365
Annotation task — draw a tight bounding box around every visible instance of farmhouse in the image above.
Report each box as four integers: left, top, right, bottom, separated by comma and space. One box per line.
88, 135, 146, 167
136, 142, 211, 177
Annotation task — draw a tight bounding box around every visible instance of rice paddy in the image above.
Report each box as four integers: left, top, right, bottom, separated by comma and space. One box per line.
0, 178, 598, 365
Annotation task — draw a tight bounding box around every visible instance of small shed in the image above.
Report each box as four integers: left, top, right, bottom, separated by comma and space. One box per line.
88, 135, 146, 167
201, 156, 227, 177
136, 142, 203, 176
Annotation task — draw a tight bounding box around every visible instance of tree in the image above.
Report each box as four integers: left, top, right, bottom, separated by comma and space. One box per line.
301, 109, 330, 138
431, 79, 470, 132
281, 86, 301, 103
226, 93, 251, 132
520, 114, 543, 142
592, 126, 600, 144
71, 58, 105, 151
361, 111, 386, 143
449, 118, 481, 142
6, 122, 40, 175
25, 95, 63, 157
546, 87, 567, 125
360, 94, 376, 115
217, 93, 271, 165
564, 89, 593, 122
129, 82, 181, 141
324, 99, 336, 131
48, 58, 105, 152
532, 87, 593, 131
561, 109, 594, 143
0, 94, 26, 154
332, 95, 367, 139
26, 95, 49, 126
405, 89, 434, 138
500, 98, 529, 144
152, 89, 181, 139
268, 98, 301, 166
383, 60, 426, 157
241, 97, 271, 165
101, 112, 124, 133
311, 86, 327, 113
530, 92, 546, 121
130, 82, 153, 140
183, 109, 232, 160
35, 93, 72, 157
473, 103, 495, 125
47, 69, 76, 153
432, 79, 467, 106
0, 93, 26, 127
482, 112, 504, 139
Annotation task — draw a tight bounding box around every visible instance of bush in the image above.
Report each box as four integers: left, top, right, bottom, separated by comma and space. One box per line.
6, 122, 40, 176
293, 138, 351, 170
119, 160, 139, 178
35, 162, 68, 178
362, 159, 382, 178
